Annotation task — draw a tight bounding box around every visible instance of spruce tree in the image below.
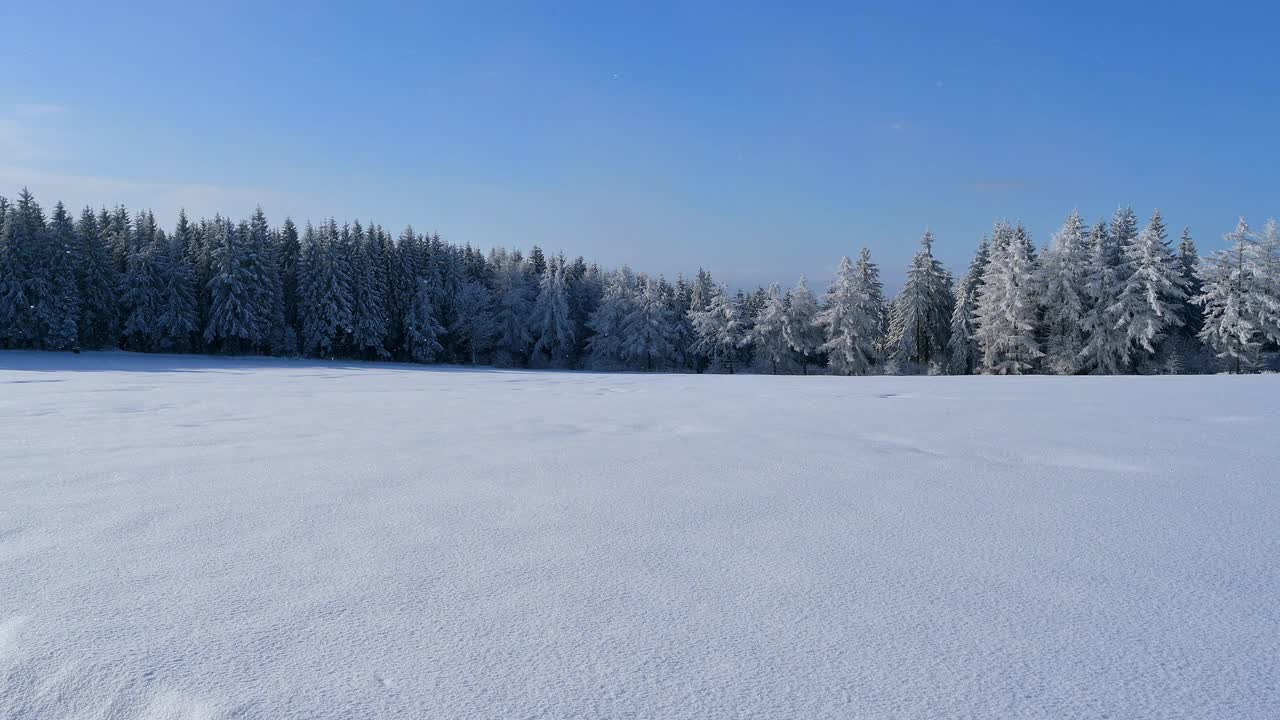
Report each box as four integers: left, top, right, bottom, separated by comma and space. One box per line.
450, 280, 495, 364
1078, 217, 1129, 374
43, 202, 81, 350
817, 251, 885, 375
529, 259, 576, 367
975, 221, 1042, 374
947, 239, 989, 375
782, 277, 822, 374
688, 284, 744, 373
204, 219, 258, 353
586, 268, 634, 370
1111, 209, 1188, 369
1038, 211, 1089, 374
1194, 219, 1261, 372
747, 283, 793, 374
74, 207, 119, 348
620, 275, 676, 371
887, 230, 953, 370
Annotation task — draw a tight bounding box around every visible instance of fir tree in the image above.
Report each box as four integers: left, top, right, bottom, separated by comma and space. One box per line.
975, 221, 1042, 374
1078, 217, 1129, 374
947, 239, 989, 374
74, 206, 119, 348
1111, 209, 1188, 368
887, 230, 953, 370
204, 219, 259, 353
782, 277, 822, 374
817, 251, 885, 376
1194, 219, 1260, 372
450, 280, 495, 364
1038, 211, 1089, 374
586, 268, 634, 370
747, 283, 793, 374
620, 275, 676, 371
529, 259, 576, 368
489, 247, 534, 367
689, 284, 744, 373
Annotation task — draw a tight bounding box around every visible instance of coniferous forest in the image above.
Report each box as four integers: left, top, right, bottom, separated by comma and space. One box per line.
1, 188, 1277, 374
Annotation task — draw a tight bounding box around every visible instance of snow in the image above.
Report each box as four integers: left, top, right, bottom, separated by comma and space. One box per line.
2, 351, 1278, 719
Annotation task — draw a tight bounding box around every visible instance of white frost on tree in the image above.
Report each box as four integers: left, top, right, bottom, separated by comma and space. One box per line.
747, 283, 794, 374
688, 284, 744, 373
947, 238, 989, 375
1111, 209, 1188, 367
887, 230, 953, 370
974, 221, 1042, 374
1038, 210, 1089, 374
817, 250, 884, 376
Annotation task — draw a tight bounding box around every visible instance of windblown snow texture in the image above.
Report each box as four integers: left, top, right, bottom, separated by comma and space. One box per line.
1, 351, 1277, 719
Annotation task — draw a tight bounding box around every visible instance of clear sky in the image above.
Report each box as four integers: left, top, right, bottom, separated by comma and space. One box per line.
2, 1, 1277, 288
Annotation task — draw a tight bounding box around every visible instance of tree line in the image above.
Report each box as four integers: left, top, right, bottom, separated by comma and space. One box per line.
1, 188, 1276, 374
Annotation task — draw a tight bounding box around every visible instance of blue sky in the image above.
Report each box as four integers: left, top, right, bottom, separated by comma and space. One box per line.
2, 1, 1277, 288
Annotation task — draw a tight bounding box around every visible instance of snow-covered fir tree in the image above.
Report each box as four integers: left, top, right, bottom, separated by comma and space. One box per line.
585, 268, 635, 370
974, 221, 1042, 374
450, 280, 495, 364
689, 284, 744, 373
1037, 211, 1089, 374
74, 206, 120, 348
782, 277, 822, 374
299, 220, 354, 358
489, 247, 534, 367
817, 250, 885, 376
1194, 218, 1261, 372
947, 238, 989, 375
151, 215, 198, 352
1078, 216, 1129, 374
1111, 209, 1188, 369
620, 275, 677, 371
529, 258, 576, 368
887, 231, 953, 371
746, 283, 793, 374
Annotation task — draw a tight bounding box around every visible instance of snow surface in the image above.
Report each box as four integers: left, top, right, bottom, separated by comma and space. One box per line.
2, 351, 1278, 719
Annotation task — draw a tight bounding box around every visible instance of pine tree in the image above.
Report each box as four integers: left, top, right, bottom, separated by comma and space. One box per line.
299, 220, 354, 358
782, 277, 822, 374
1249, 218, 1280, 345
1177, 228, 1203, 337
280, 217, 301, 340
1111, 209, 1188, 369
817, 250, 885, 375
248, 208, 288, 354
586, 268, 634, 370
947, 239, 989, 375
887, 230, 953, 370
450, 280, 495, 364
120, 224, 162, 350
489, 247, 534, 367
529, 259, 576, 367
72, 207, 119, 348
744, 283, 792, 374
620, 275, 676, 371
975, 221, 1042, 374
1078, 217, 1129, 374
349, 222, 390, 359
1195, 219, 1261, 372
0, 190, 51, 348
688, 284, 744, 373
203, 219, 258, 353
43, 202, 81, 350
1038, 211, 1089, 374
151, 219, 198, 352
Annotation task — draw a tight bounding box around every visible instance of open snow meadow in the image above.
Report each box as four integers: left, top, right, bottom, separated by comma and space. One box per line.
1, 351, 1278, 719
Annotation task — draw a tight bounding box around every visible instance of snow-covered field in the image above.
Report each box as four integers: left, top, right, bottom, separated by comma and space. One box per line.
1, 351, 1277, 719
